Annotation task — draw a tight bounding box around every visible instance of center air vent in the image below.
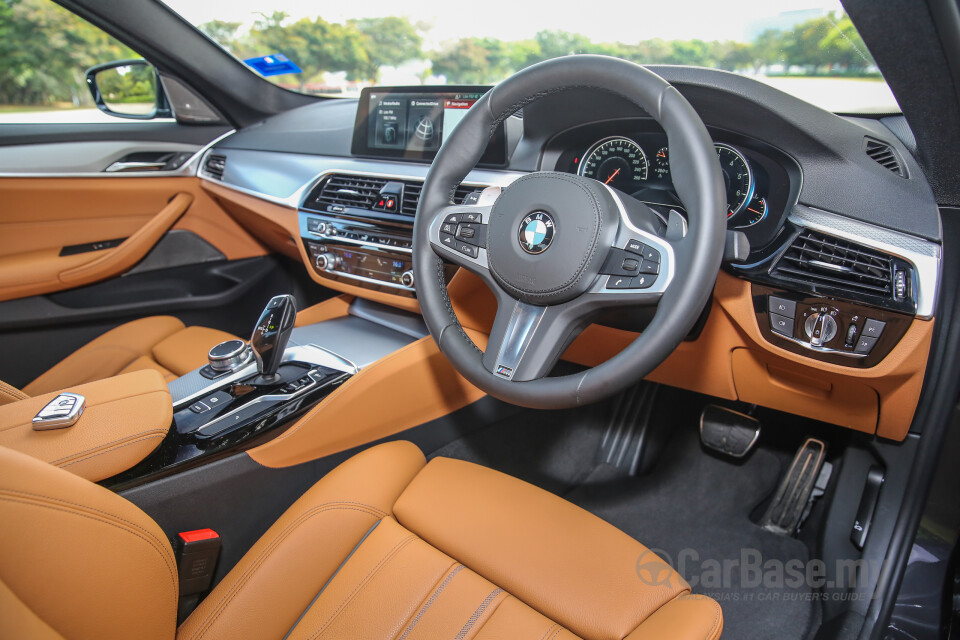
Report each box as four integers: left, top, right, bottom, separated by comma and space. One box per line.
203, 153, 226, 180
303, 174, 484, 218
771, 230, 911, 304
864, 138, 906, 177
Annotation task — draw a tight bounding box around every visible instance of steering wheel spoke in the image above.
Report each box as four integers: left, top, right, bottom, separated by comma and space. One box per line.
427, 200, 497, 280
581, 185, 677, 307
481, 299, 585, 382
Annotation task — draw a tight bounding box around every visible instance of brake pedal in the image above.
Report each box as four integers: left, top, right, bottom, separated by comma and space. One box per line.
760, 438, 827, 535
699, 405, 760, 458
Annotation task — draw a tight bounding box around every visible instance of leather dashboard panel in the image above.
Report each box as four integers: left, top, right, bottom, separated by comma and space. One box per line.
563, 271, 932, 440
0, 369, 172, 482
248, 333, 487, 468
199, 181, 931, 445
0, 177, 265, 302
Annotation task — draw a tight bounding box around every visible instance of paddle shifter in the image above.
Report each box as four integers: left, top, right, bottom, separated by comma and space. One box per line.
250, 294, 297, 382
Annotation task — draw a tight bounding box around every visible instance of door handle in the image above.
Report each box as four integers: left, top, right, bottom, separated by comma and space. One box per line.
104, 161, 168, 173
59, 192, 193, 286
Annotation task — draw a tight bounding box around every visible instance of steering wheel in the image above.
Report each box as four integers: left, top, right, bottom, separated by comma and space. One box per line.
413, 55, 726, 409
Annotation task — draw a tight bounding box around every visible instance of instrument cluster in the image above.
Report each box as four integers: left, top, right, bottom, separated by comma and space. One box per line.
558, 130, 795, 235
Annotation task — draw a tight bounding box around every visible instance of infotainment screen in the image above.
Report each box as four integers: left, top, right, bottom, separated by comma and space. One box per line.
351, 86, 507, 165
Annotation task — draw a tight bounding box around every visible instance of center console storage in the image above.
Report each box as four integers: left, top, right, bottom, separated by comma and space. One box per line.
0, 369, 172, 482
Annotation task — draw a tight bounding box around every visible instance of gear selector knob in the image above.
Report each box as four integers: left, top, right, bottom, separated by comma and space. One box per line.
250, 294, 297, 381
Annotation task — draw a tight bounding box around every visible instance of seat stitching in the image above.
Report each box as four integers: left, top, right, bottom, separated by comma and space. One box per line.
453, 587, 505, 640
52, 430, 168, 467
306, 533, 417, 640
395, 562, 465, 640
0, 488, 173, 555
0, 388, 170, 434
537, 623, 561, 640
705, 598, 722, 640
0, 494, 177, 612
184, 503, 386, 640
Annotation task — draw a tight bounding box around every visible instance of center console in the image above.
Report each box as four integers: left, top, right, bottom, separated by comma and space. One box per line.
295, 86, 509, 300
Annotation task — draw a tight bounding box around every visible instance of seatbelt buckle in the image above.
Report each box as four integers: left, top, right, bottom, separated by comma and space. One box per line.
175, 529, 221, 596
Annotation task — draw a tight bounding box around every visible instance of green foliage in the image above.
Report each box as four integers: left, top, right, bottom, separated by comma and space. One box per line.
0, 0, 136, 106
0, 1, 880, 106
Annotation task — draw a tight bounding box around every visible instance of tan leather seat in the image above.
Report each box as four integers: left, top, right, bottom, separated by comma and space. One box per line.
0, 440, 722, 640
13, 316, 237, 400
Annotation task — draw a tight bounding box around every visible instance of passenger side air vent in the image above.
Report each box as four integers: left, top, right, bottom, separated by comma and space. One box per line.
771, 230, 909, 302
203, 153, 226, 180
864, 138, 906, 177
302, 173, 485, 218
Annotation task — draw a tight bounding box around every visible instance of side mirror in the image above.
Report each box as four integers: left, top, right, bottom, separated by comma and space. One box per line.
85, 59, 171, 120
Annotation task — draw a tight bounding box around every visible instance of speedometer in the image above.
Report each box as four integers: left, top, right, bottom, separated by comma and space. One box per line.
579, 137, 648, 192
714, 143, 754, 217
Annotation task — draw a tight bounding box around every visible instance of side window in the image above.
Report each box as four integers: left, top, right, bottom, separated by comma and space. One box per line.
0, 0, 173, 123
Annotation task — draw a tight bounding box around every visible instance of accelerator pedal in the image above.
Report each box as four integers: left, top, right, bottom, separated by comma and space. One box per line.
760, 437, 828, 536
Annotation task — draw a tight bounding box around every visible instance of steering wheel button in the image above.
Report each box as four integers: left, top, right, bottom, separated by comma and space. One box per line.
625, 239, 645, 255
443, 213, 461, 225
457, 243, 479, 258
621, 258, 640, 272
462, 212, 482, 223
634, 274, 657, 289
639, 260, 659, 274
642, 246, 661, 263
606, 275, 634, 289
439, 233, 455, 247
441, 223, 457, 235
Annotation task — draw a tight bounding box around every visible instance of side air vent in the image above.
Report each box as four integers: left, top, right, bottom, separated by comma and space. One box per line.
864, 138, 906, 177
771, 230, 909, 302
303, 173, 485, 218
203, 153, 226, 180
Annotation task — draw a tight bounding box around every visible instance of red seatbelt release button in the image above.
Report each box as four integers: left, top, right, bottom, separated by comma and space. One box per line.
176, 529, 221, 596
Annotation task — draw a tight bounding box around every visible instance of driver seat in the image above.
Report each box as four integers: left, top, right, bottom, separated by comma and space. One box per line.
0, 441, 722, 640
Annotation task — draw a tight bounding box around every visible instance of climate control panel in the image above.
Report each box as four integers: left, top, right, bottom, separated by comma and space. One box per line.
755, 285, 912, 367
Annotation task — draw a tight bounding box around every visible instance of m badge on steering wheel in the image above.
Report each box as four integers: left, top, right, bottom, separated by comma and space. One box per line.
518, 211, 556, 254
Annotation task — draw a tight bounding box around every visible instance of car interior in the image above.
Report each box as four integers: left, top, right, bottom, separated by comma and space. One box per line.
1, 0, 960, 639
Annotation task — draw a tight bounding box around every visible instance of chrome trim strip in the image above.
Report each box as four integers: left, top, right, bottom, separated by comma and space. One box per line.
788, 204, 941, 319
171, 344, 356, 410
295, 166, 524, 210
0, 129, 236, 178
492, 301, 548, 380
304, 230, 413, 254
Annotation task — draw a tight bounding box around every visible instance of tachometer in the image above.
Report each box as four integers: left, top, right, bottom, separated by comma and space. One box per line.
734, 194, 768, 228
715, 143, 754, 217
653, 146, 670, 180
579, 137, 648, 192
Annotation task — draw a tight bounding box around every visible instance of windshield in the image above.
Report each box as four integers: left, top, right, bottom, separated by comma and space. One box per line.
164, 0, 898, 114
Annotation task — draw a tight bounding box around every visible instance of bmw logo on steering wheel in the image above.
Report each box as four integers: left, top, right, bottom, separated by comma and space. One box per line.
518, 211, 556, 254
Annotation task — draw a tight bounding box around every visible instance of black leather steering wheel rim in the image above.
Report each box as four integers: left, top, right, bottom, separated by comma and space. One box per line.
413, 55, 726, 409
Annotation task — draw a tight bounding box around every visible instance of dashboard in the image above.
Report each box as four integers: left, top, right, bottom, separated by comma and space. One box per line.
196, 67, 942, 440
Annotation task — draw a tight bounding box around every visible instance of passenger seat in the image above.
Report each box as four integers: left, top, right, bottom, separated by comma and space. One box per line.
4, 316, 236, 402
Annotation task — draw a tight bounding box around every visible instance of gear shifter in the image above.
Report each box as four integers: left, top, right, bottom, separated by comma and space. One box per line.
250, 294, 297, 382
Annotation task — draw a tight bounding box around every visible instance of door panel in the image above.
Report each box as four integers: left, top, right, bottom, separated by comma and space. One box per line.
0, 176, 266, 301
